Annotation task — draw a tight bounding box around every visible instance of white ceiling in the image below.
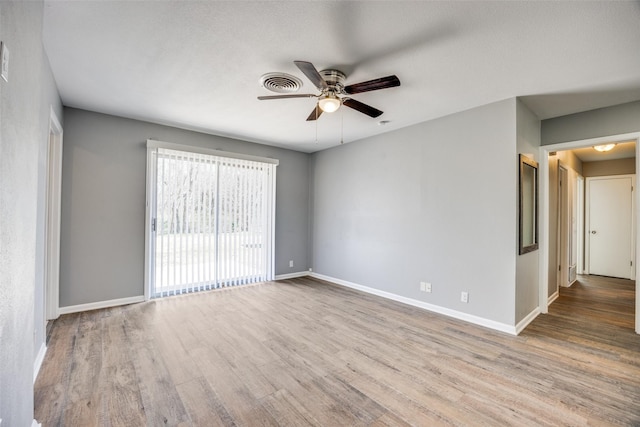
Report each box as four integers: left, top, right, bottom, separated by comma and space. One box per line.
43, 1, 640, 153
569, 140, 636, 163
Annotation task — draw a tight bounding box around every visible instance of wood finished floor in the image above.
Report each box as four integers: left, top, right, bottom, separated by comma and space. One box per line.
35, 275, 639, 426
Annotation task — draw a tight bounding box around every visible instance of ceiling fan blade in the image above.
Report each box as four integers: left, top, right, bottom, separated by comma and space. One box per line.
343, 98, 383, 118
257, 94, 317, 100
306, 104, 323, 121
294, 61, 328, 91
344, 75, 401, 94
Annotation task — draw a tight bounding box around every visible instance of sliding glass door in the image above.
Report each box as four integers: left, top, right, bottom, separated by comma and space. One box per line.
145, 141, 277, 298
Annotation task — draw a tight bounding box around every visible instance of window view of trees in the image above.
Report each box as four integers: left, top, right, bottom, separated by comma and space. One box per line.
153, 149, 273, 296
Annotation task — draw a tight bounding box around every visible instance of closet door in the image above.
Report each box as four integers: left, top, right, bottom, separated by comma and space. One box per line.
586, 175, 634, 279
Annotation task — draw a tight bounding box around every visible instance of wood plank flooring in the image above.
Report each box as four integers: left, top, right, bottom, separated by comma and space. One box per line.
35, 276, 640, 426
549, 274, 635, 329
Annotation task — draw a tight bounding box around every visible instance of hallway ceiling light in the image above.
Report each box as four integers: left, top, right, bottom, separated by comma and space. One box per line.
593, 144, 616, 152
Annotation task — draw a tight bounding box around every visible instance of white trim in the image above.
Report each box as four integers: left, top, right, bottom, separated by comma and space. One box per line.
32, 420, 42, 427
576, 176, 585, 275
310, 272, 518, 335
538, 131, 640, 334
44, 107, 63, 320
146, 139, 280, 165
58, 295, 145, 315
547, 290, 559, 305
515, 307, 541, 335
633, 174, 637, 282
269, 167, 277, 281
33, 342, 47, 384
144, 148, 156, 301
539, 147, 550, 314
637, 150, 640, 332
557, 165, 569, 289
274, 271, 309, 280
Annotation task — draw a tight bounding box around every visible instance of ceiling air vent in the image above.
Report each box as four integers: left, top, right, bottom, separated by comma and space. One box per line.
259, 72, 302, 93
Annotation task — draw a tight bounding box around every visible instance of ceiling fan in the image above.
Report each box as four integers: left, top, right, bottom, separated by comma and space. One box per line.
258, 61, 400, 121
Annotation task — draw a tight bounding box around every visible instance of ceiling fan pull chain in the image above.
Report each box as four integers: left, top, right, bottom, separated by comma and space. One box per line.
315, 102, 319, 143
340, 107, 344, 144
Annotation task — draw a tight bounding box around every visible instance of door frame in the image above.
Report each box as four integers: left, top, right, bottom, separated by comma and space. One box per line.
538, 132, 640, 334
557, 165, 569, 288
44, 107, 63, 321
584, 174, 635, 279
576, 176, 585, 275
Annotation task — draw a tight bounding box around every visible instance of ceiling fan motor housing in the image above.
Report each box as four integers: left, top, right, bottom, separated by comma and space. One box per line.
319, 69, 346, 94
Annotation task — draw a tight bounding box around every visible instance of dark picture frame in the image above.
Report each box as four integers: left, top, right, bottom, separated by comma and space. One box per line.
519, 154, 539, 255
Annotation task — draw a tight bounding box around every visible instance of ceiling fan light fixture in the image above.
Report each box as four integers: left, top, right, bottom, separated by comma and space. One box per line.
593, 143, 616, 152
318, 95, 341, 113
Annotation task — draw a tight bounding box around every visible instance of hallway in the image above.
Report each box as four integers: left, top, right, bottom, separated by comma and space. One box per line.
525, 274, 637, 352
553, 274, 635, 329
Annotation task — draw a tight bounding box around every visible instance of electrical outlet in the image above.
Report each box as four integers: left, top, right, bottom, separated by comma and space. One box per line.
420, 281, 432, 293
289, 260, 294, 268
461, 291, 469, 303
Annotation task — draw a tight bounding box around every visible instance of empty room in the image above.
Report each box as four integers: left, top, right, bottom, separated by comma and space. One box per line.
2, 1, 640, 426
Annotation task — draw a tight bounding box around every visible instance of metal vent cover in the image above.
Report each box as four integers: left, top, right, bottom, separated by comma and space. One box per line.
259, 72, 302, 93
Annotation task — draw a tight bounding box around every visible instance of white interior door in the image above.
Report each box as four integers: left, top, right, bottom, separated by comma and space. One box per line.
587, 175, 634, 279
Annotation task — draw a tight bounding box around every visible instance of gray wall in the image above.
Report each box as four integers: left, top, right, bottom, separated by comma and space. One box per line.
583, 157, 635, 177
542, 101, 640, 145
311, 99, 519, 326
60, 108, 309, 307
35, 31, 64, 361
0, 1, 62, 426
515, 100, 541, 323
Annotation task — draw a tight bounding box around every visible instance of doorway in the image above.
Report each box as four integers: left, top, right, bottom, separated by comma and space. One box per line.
539, 133, 640, 334
44, 108, 63, 322
557, 165, 569, 288
553, 162, 579, 290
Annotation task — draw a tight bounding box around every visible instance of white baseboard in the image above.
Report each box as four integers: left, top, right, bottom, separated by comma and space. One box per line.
548, 291, 559, 305
274, 271, 310, 280
33, 342, 47, 384
515, 307, 541, 335
309, 272, 518, 335
58, 295, 145, 315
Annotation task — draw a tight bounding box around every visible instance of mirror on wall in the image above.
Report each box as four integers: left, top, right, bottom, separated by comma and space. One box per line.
519, 154, 539, 255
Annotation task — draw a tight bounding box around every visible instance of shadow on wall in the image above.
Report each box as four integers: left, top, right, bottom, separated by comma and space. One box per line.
521, 89, 640, 121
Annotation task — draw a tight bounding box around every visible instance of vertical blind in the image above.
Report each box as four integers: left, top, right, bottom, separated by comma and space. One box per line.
149, 146, 276, 298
